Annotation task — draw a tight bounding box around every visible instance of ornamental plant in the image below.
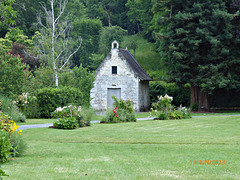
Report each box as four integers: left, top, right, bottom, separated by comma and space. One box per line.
15, 93, 39, 118
0, 112, 22, 137
0, 111, 25, 164
53, 117, 79, 129
51, 105, 81, 118
101, 96, 136, 123
151, 94, 191, 120
52, 105, 92, 128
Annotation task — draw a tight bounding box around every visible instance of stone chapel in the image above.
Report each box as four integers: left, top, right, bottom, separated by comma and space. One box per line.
90, 41, 152, 112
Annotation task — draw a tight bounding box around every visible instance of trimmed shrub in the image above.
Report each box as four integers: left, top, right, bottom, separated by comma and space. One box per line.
37, 87, 85, 118
53, 117, 79, 129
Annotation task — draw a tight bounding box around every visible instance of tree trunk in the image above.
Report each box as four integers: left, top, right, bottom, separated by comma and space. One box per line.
191, 85, 200, 107
199, 90, 210, 111
191, 85, 210, 111
53, 63, 58, 87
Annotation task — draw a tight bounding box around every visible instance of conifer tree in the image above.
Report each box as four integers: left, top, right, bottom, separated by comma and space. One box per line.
153, 0, 240, 110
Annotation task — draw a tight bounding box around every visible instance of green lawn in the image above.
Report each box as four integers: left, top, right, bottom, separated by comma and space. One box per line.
3, 116, 240, 179
17, 111, 240, 126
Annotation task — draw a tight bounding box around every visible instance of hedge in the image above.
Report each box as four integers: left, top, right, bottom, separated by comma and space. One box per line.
37, 87, 86, 118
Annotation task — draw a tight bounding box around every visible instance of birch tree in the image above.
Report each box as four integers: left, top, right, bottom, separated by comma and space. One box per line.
37, 0, 82, 87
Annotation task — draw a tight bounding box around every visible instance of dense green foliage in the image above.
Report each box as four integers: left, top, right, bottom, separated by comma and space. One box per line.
0, 112, 26, 162
53, 117, 79, 129
0, 130, 12, 163
0, 95, 26, 122
0, 0, 239, 112
150, 81, 190, 107
15, 93, 39, 118
152, 0, 240, 109
0, 0, 16, 26
151, 94, 192, 120
37, 87, 86, 118
101, 96, 136, 123
0, 48, 29, 98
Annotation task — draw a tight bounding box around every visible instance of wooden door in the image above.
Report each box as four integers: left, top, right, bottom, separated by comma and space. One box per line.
107, 88, 121, 108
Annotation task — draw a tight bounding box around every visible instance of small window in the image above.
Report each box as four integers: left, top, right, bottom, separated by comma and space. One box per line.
112, 66, 117, 74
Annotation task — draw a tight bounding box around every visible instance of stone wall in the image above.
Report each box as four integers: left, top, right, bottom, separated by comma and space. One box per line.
90, 48, 139, 111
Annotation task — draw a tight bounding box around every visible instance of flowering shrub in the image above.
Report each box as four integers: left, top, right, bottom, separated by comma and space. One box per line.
52, 105, 92, 128
151, 94, 191, 120
0, 112, 25, 164
15, 93, 39, 118
152, 94, 174, 114
53, 117, 79, 129
112, 96, 134, 114
51, 105, 81, 118
101, 96, 136, 123
0, 112, 22, 136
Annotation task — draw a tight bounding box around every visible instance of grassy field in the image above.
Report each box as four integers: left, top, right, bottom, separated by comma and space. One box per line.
3, 115, 240, 179
16, 111, 240, 126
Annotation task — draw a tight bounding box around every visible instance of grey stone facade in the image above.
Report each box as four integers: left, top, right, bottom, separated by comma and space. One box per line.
90, 41, 152, 112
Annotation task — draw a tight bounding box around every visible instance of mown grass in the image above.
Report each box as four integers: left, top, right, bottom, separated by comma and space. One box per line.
3, 116, 240, 179
16, 111, 240, 126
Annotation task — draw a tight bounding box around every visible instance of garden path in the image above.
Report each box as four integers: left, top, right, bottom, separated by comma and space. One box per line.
18, 115, 240, 130
18, 117, 155, 130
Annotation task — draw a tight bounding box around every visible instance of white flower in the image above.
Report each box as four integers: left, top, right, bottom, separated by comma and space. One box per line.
55, 107, 63, 112
164, 94, 173, 100
158, 95, 163, 100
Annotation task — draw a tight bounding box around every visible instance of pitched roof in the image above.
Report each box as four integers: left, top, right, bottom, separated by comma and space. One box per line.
119, 49, 152, 81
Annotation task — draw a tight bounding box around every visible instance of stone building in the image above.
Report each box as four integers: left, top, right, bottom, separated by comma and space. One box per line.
90, 41, 152, 112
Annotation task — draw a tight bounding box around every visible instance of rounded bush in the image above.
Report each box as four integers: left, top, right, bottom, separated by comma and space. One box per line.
53, 117, 79, 129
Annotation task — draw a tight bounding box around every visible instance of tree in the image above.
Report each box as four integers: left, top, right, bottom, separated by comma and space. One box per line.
37, 0, 82, 87
0, 47, 29, 98
99, 26, 127, 55
154, 0, 239, 110
71, 18, 103, 69
0, 0, 16, 26
126, 0, 154, 39
12, 0, 47, 36
122, 34, 138, 57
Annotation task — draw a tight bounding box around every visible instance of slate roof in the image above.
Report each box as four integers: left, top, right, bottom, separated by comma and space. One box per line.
119, 49, 152, 81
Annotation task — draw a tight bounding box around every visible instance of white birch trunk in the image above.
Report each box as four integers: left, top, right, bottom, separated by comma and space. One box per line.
37, 0, 82, 87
